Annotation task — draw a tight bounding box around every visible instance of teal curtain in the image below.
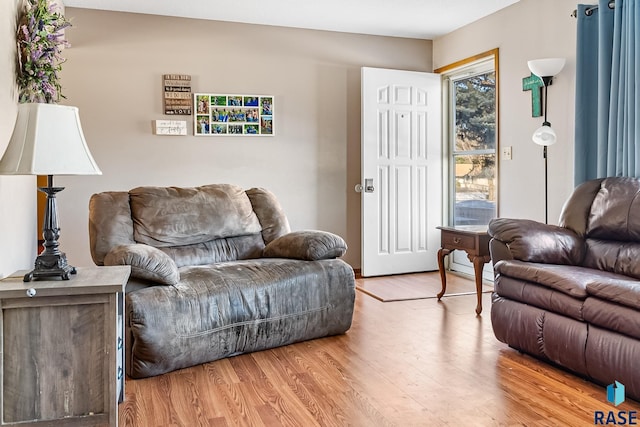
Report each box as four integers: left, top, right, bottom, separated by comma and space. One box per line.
575, 0, 640, 183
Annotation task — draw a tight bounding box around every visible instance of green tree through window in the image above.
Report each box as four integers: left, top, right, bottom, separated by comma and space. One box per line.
454, 73, 496, 151
450, 69, 497, 226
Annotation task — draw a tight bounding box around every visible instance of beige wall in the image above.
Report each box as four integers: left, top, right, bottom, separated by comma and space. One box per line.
0, 1, 592, 276
59, 8, 432, 268
0, 0, 37, 279
434, 0, 582, 224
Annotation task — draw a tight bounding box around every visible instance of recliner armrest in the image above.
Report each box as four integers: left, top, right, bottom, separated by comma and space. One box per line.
488, 218, 585, 265
104, 244, 180, 285
263, 230, 347, 260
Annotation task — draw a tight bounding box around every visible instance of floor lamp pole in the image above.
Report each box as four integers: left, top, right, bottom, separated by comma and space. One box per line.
541, 80, 550, 225
543, 145, 548, 225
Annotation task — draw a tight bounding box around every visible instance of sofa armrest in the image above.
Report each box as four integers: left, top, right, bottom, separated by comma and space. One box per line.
488, 218, 585, 265
263, 230, 347, 261
104, 244, 180, 285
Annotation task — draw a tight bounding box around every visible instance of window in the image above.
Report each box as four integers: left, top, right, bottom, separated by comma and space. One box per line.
438, 50, 498, 227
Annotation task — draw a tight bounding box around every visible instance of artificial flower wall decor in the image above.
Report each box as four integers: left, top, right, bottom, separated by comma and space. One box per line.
16, 0, 70, 104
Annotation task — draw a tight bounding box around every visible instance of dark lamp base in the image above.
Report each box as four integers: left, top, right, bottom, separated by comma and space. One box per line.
24, 252, 77, 282
24, 175, 77, 282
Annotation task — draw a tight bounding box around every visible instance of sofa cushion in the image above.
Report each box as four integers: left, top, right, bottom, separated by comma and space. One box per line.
104, 244, 180, 285
583, 298, 640, 340
494, 260, 591, 298
585, 276, 640, 311
493, 276, 586, 321
263, 230, 347, 260
126, 258, 355, 378
129, 184, 262, 247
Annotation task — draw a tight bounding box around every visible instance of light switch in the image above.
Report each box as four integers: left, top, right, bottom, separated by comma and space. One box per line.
502, 146, 512, 160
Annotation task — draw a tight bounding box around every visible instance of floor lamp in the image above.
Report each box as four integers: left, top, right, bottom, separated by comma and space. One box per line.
0, 103, 102, 281
527, 58, 565, 224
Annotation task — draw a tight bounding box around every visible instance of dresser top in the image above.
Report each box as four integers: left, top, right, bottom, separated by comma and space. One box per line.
0, 266, 130, 298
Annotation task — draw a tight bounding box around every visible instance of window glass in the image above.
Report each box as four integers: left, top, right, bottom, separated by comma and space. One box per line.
450, 68, 497, 226
453, 153, 496, 225
453, 73, 496, 152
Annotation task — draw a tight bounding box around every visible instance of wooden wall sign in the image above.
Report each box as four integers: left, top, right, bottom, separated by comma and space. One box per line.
163, 74, 192, 115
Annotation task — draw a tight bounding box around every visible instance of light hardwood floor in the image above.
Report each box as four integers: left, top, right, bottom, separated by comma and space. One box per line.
119, 272, 639, 426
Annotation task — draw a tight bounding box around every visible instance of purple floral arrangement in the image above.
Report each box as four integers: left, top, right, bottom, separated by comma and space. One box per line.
16, 0, 71, 103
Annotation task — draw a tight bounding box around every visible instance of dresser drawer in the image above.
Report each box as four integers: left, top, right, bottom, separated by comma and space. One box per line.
441, 231, 476, 250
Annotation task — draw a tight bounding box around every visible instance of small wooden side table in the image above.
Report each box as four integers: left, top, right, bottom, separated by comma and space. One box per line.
0, 266, 130, 427
436, 225, 491, 315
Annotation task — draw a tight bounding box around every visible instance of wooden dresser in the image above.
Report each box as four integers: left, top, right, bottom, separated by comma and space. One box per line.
0, 266, 130, 426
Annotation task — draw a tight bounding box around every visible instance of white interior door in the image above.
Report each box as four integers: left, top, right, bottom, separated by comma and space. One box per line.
361, 67, 442, 277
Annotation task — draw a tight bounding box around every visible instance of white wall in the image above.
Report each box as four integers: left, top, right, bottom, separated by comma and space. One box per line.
434, 0, 583, 224
0, 0, 37, 279
59, 8, 433, 269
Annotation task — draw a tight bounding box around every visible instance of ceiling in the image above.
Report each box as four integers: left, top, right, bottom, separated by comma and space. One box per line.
62, 0, 520, 40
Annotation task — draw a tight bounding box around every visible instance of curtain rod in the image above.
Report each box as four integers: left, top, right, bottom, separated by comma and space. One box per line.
571, 0, 615, 18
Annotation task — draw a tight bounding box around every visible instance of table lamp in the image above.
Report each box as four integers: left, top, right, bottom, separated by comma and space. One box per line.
0, 103, 101, 281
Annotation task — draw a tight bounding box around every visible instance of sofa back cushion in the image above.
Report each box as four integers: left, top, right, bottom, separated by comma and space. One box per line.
559, 178, 604, 236
560, 177, 640, 240
89, 191, 136, 265
560, 177, 640, 279
583, 239, 640, 280
89, 184, 291, 267
585, 177, 640, 241
130, 184, 262, 247
246, 187, 291, 244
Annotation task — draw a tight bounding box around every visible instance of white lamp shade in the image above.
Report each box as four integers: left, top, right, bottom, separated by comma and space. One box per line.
532, 124, 557, 146
0, 103, 101, 175
527, 58, 566, 78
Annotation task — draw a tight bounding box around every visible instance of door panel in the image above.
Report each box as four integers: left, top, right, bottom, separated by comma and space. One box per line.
361, 67, 441, 277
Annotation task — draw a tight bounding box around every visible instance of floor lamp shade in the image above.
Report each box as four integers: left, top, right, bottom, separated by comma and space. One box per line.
532, 124, 557, 146
0, 103, 101, 176
527, 58, 566, 79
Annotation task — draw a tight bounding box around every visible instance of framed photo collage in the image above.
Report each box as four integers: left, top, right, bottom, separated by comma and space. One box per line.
194, 93, 274, 136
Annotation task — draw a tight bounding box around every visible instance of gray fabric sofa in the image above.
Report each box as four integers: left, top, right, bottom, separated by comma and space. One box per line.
89, 184, 355, 378
489, 177, 640, 400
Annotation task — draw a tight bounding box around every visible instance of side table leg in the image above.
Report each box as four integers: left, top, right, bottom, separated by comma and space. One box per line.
437, 248, 452, 300
472, 256, 486, 315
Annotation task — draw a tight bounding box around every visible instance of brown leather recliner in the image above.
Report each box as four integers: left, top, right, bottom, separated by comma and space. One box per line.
489, 177, 640, 401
